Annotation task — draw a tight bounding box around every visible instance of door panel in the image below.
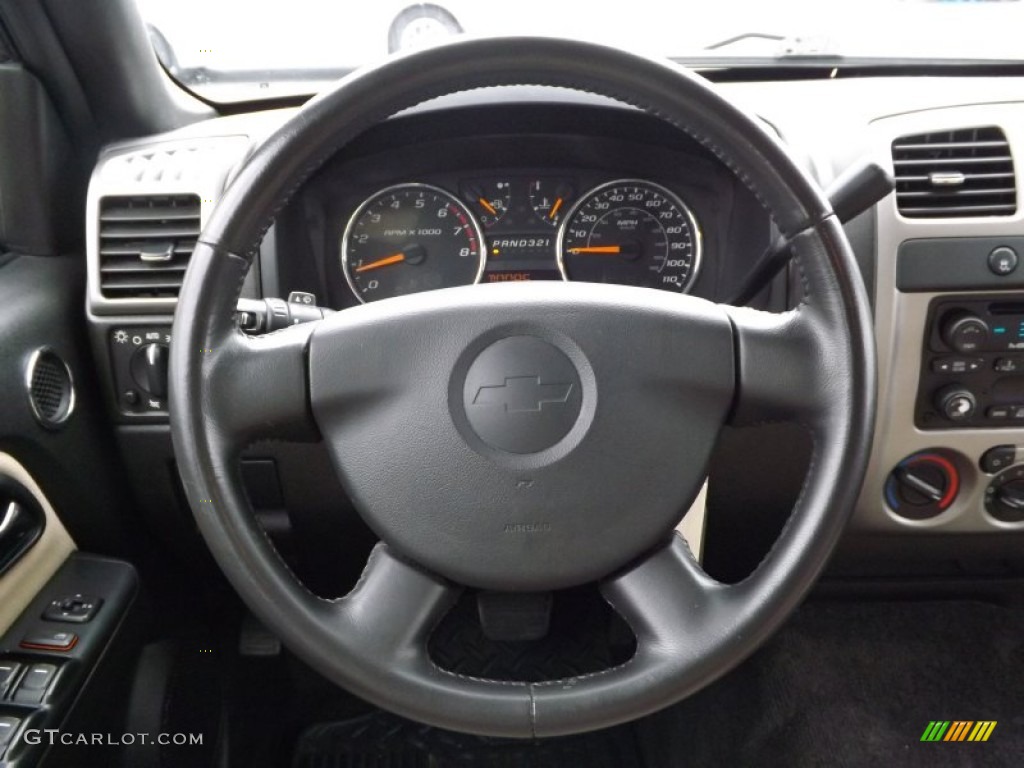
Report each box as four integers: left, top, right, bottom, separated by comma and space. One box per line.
0, 253, 129, 555
0, 453, 75, 634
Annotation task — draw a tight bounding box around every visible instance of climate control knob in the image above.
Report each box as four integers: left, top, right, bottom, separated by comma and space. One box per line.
885, 451, 960, 520
941, 312, 990, 354
985, 465, 1024, 523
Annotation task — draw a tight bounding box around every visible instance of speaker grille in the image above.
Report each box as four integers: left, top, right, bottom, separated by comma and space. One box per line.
26, 349, 75, 428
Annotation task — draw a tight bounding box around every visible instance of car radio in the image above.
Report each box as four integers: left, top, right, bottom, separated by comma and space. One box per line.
917, 296, 1024, 428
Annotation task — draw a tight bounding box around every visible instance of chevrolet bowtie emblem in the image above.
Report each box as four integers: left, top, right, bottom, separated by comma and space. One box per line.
472, 376, 573, 413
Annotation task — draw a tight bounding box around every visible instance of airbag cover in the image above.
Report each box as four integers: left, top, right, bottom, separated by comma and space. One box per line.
308, 281, 734, 590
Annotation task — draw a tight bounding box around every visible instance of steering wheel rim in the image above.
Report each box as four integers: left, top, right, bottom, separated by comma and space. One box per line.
169, 37, 875, 738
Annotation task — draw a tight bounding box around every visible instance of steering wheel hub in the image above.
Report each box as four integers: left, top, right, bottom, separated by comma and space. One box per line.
460, 335, 583, 455
308, 283, 733, 591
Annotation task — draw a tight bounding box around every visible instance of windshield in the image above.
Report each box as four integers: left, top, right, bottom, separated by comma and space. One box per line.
136, 0, 1024, 102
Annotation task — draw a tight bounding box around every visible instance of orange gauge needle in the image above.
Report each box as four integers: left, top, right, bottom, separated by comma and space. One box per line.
568, 245, 622, 255
478, 198, 498, 216
548, 197, 564, 219
354, 252, 406, 273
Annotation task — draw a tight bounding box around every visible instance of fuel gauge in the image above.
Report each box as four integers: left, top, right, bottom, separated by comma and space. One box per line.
529, 179, 574, 227
463, 180, 511, 228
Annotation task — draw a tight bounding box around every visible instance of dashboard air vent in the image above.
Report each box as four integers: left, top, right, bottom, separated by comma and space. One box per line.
892, 127, 1016, 218
98, 194, 201, 299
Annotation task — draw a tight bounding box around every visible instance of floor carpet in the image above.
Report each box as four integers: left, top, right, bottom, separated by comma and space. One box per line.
639, 598, 1024, 767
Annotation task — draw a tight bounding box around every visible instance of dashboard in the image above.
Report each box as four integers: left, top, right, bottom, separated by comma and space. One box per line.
337, 175, 700, 303
81, 77, 1024, 574
276, 106, 768, 312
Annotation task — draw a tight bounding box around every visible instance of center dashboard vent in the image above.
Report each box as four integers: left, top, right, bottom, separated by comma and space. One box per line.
892, 127, 1017, 218
98, 194, 201, 299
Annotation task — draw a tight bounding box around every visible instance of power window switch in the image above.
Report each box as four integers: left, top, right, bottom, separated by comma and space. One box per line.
20, 629, 78, 652
13, 686, 44, 705
0, 716, 23, 754
0, 660, 21, 697
42, 594, 103, 624
13, 663, 56, 704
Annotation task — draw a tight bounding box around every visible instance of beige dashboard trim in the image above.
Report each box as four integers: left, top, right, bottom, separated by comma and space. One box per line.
676, 479, 707, 562
0, 453, 76, 634
854, 102, 1024, 533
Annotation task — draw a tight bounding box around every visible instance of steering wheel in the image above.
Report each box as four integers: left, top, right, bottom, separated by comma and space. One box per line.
169, 37, 875, 738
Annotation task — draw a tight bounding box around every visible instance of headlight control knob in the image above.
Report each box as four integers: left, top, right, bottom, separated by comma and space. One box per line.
130, 343, 169, 398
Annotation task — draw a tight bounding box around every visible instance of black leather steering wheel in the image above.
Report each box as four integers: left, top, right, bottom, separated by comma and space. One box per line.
169, 37, 875, 738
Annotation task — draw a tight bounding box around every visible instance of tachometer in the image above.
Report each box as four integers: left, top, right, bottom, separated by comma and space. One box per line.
342, 184, 485, 303
557, 180, 701, 293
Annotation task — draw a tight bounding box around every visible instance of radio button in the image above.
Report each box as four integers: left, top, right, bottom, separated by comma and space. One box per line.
932, 357, 984, 374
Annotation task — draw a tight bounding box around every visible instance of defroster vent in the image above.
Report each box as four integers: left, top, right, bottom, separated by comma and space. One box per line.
892, 127, 1017, 218
98, 194, 201, 298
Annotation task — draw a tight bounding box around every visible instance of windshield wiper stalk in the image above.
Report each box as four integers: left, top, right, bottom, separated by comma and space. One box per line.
728, 158, 894, 306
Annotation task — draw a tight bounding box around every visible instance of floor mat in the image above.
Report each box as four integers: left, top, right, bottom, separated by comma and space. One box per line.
638, 599, 1024, 768
428, 586, 634, 682
292, 711, 644, 768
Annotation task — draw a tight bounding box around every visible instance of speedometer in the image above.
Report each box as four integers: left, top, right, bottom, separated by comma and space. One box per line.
557, 180, 702, 293
342, 183, 485, 303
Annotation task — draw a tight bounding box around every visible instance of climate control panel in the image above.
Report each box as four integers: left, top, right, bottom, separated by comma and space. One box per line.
885, 445, 1024, 527
916, 296, 1024, 428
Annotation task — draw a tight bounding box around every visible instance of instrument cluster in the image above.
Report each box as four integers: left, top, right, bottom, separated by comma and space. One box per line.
339, 174, 702, 303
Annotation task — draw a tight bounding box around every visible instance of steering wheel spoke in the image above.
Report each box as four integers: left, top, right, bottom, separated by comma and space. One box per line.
204, 322, 319, 449
725, 305, 829, 426
331, 544, 460, 664
601, 535, 722, 649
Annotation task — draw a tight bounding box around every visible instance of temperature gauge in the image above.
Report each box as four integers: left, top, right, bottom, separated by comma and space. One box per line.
529, 179, 574, 227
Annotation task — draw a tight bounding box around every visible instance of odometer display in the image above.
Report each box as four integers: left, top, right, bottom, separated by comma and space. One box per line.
342, 183, 485, 303
557, 180, 702, 293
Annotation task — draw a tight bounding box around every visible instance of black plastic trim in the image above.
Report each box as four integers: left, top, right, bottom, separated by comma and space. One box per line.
897, 237, 1024, 292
